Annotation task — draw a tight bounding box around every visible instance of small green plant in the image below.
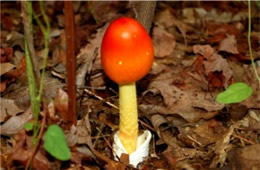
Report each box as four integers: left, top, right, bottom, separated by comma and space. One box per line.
23, 0, 71, 164
44, 125, 71, 161
216, 82, 253, 104
24, 122, 34, 131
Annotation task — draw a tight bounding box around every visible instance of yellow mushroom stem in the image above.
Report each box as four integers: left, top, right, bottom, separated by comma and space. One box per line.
118, 82, 138, 154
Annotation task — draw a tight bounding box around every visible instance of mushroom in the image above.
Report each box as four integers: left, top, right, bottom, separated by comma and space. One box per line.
101, 17, 154, 163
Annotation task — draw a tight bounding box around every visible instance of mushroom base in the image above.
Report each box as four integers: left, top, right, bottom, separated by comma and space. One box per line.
113, 130, 152, 168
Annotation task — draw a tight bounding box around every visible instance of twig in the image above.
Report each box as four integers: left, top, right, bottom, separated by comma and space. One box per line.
96, 127, 114, 150
232, 133, 256, 145
84, 89, 119, 109
25, 104, 47, 170
65, 1, 77, 126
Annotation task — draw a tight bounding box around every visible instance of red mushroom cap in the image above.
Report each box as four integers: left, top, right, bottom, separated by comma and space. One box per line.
101, 17, 154, 85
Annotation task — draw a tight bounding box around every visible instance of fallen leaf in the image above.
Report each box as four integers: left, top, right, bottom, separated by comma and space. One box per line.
6, 31, 24, 50
210, 125, 234, 168
152, 25, 176, 58
5, 56, 26, 80
0, 79, 8, 92
0, 62, 15, 76
206, 22, 243, 43
88, 1, 125, 23
193, 45, 233, 88
76, 25, 107, 86
150, 114, 169, 138
4, 76, 64, 110
0, 47, 13, 63
178, 120, 228, 147
54, 88, 69, 123
0, 108, 32, 135
181, 8, 207, 25
10, 130, 51, 170
65, 114, 92, 147
219, 35, 239, 54
140, 105, 220, 124
241, 66, 260, 109
0, 98, 24, 122
154, 9, 194, 44
228, 144, 260, 170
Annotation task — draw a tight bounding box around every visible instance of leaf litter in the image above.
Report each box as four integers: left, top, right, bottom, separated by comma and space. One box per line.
1, 1, 260, 169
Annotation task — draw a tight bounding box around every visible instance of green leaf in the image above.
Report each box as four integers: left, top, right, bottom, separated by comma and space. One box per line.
216, 82, 253, 104
44, 125, 71, 161
24, 122, 34, 131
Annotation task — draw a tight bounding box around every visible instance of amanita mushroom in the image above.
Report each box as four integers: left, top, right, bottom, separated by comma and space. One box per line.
101, 17, 154, 156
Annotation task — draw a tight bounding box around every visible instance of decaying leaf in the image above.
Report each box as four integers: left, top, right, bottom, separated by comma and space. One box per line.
0, 97, 24, 122
65, 114, 92, 147
178, 120, 228, 148
54, 88, 69, 122
141, 73, 224, 123
0, 108, 32, 135
76, 25, 108, 86
154, 9, 194, 44
193, 45, 233, 88
219, 35, 239, 54
0, 62, 15, 76
152, 25, 176, 58
227, 144, 260, 170
241, 66, 260, 109
10, 130, 52, 169
210, 125, 234, 168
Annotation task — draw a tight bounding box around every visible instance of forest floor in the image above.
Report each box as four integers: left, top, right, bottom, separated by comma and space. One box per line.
1, 1, 260, 170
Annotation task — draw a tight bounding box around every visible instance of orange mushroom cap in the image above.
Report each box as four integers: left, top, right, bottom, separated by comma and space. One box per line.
101, 17, 154, 85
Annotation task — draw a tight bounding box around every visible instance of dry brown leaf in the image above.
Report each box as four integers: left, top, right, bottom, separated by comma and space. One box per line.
206, 22, 244, 43
178, 120, 228, 148
210, 125, 234, 168
4, 76, 64, 110
152, 26, 176, 58
6, 31, 24, 50
0, 79, 8, 92
181, 8, 207, 25
0, 62, 15, 76
193, 45, 233, 87
0, 47, 13, 63
241, 66, 260, 109
141, 74, 224, 122
154, 9, 194, 44
10, 130, 52, 170
0, 108, 32, 135
88, 1, 124, 23
54, 88, 69, 123
219, 35, 239, 54
154, 9, 175, 28
150, 114, 169, 138
162, 145, 207, 166
140, 104, 219, 123
76, 25, 107, 86
228, 144, 260, 170
0, 97, 24, 122
65, 114, 92, 147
